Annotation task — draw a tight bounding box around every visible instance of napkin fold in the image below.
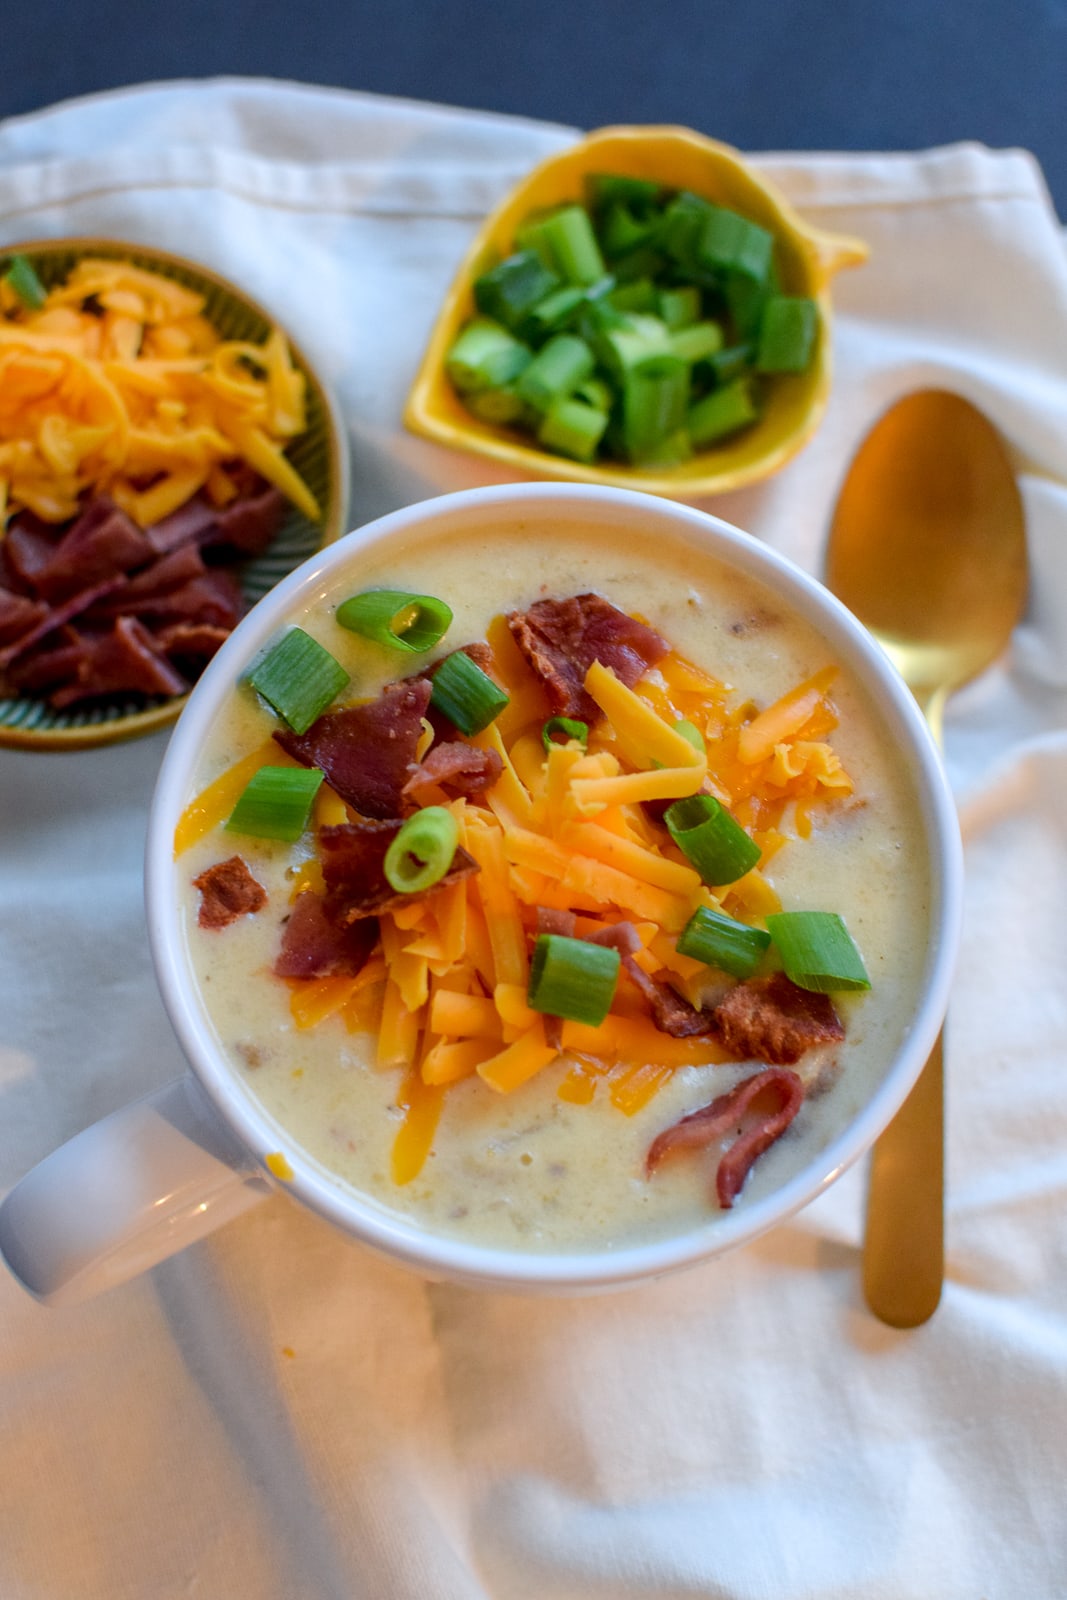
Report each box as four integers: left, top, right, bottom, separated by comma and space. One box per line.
1, 79, 1065, 1600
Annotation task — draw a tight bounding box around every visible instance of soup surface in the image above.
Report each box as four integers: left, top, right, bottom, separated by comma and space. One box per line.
177, 516, 931, 1254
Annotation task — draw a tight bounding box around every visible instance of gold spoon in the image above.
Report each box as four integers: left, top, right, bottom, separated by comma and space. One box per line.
825, 389, 1027, 1328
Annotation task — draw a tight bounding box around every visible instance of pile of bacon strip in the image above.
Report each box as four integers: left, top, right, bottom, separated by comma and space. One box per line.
196, 594, 846, 1208
0, 478, 284, 707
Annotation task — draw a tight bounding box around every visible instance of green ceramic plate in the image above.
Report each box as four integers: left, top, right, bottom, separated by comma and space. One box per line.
0, 237, 350, 751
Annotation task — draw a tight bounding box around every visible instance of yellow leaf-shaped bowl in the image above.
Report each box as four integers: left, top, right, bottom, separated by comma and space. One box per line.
404, 124, 867, 498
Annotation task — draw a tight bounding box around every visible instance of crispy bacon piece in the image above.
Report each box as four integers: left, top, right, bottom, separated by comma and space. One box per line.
0, 577, 125, 669
560, 923, 841, 1055
111, 569, 243, 630
507, 593, 668, 724
712, 972, 844, 1066
49, 616, 189, 707
1, 513, 57, 593
145, 478, 284, 559
0, 588, 48, 647
5, 627, 85, 692
210, 484, 286, 556
645, 1066, 805, 1208
0, 484, 283, 710
628, 963, 717, 1037
193, 856, 268, 930
536, 906, 577, 938
32, 499, 153, 605
319, 819, 479, 920
584, 920, 642, 955
155, 620, 232, 666
276, 680, 433, 820
273, 890, 379, 979
402, 740, 503, 803
586, 921, 717, 1037
145, 493, 221, 556
87, 544, 209, 614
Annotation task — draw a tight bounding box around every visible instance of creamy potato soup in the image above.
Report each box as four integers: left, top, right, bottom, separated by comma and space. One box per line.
177, 518, 931, 1254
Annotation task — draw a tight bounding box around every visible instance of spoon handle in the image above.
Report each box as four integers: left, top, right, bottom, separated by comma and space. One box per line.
862, 1028, 944, 1327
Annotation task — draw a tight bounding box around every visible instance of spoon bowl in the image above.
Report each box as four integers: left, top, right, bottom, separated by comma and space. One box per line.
827, 389, 1027, 736
826, 388, 1028, 1326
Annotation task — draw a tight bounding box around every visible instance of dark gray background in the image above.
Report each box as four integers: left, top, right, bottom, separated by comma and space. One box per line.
2, 0, 1066, 214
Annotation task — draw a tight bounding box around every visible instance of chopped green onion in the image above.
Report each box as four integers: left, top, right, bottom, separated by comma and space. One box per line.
443, 176, 820, 471
664, 793, 761, 886
766, 911, 871, 992
724, 273, 771, 338
445, 318, 531, 392
640, 428, 693, 467
697, 206, 774, 284
583, 274, 618, 305
542, 716, 589, 751
513, 211, 560, 268
595, 311, 672, 378
659, 191, 715, 271
657, 284, 702, 329
687, 378, 759, 447
610, 243, 668, 284
465, 386, 529, 425
473, 251, 561, 332
706, 342, 756, 385
336, 589, 452, 653
574, 295, 626, 349
430, 650, 510, 736
516, 333, 596, 412
756, 295, 820, 373
677, 905, 771, 979
573, 375, 614, 412
599, 204, 658, 258
528, 933, 620, 1025
383, 806, 459, 895
586, 174, 663, 215
622, 353, 689, 463
518, 284, 587, 342
537, 396, 609, 462
670, 320, 725, 365
247, 627, 349, 734
3, 254, 47, 310
538, 203, 606, 286
609, 277, 659, 314
226, 765, 323, 841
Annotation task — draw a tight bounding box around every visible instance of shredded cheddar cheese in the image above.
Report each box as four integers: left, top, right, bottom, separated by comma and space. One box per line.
0, 256, 319, 529
391, 1070, 444, 1184
184, 615, 855, 1185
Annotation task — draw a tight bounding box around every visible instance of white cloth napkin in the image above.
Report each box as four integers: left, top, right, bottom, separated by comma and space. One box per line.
2, 79, 1065, 1600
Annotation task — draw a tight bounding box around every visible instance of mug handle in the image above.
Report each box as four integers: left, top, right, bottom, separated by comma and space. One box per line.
0, 1075, 271, 1306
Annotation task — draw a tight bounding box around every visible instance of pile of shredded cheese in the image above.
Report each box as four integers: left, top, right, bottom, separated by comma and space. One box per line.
0, 257, 319, 529
178, 616, 854, 1185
